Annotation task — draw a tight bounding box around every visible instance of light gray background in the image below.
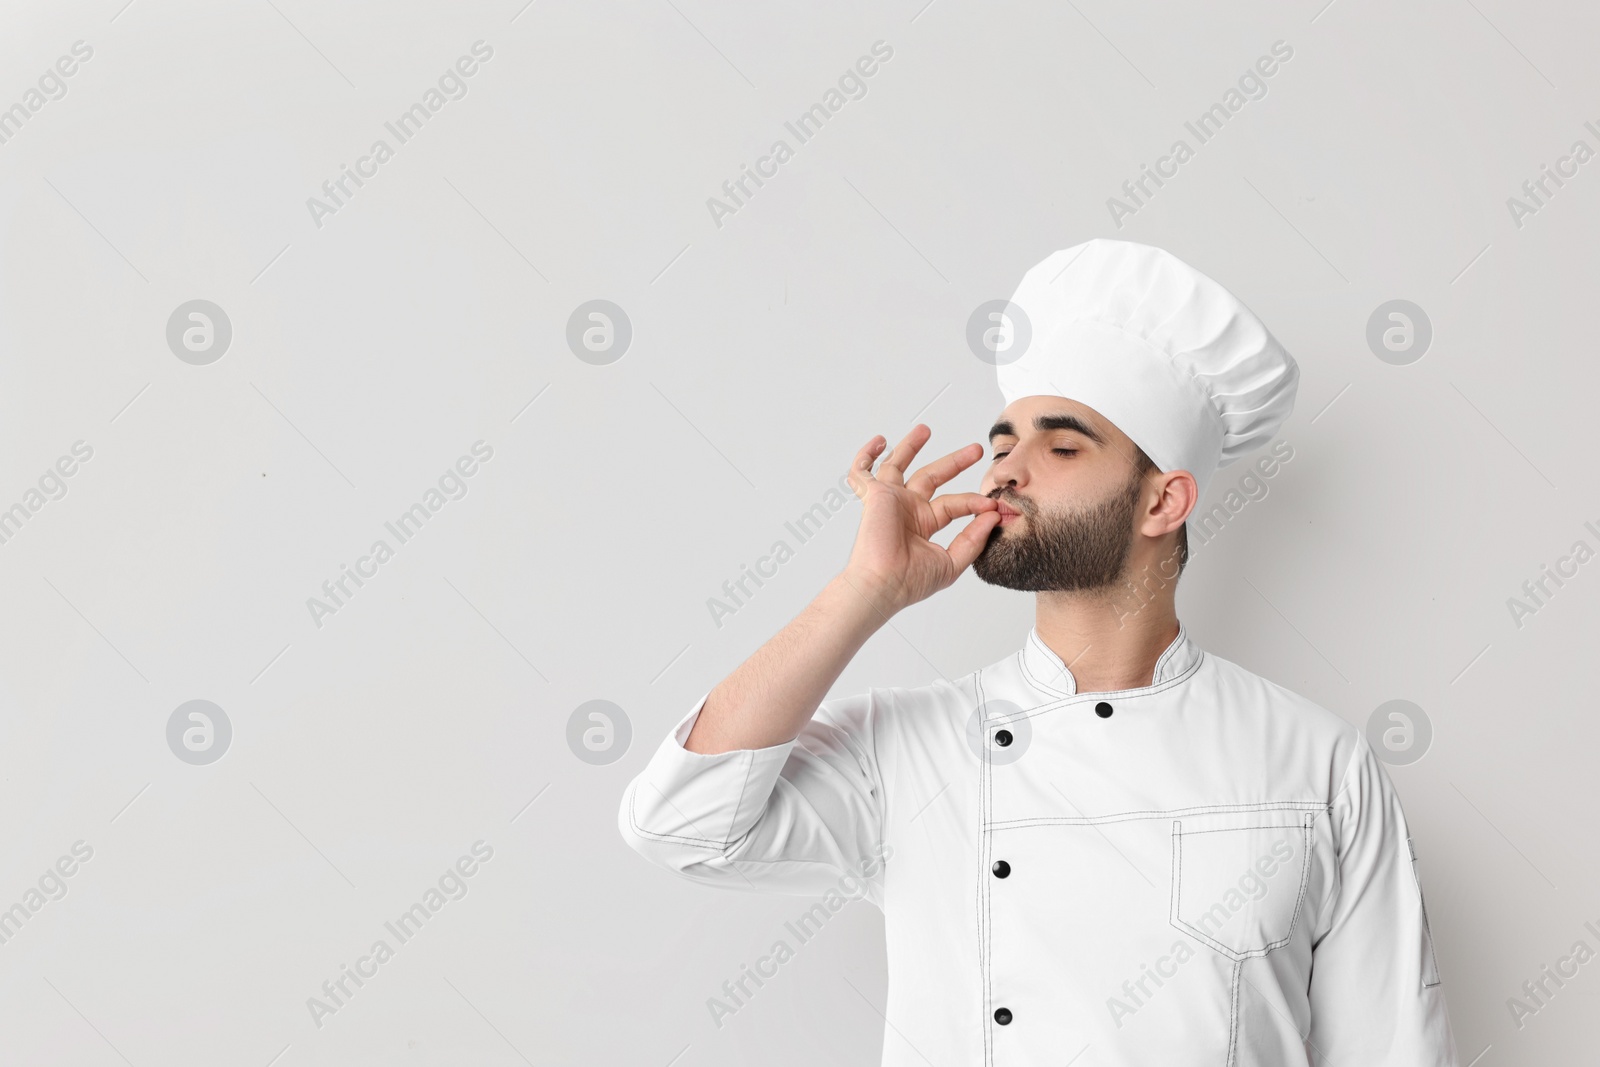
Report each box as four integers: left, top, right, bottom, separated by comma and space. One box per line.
0, 0, 1594, 1063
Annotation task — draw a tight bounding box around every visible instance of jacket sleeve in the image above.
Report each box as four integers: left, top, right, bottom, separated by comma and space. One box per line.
1305, 733, 1459, 1066
615, 686, 890, 902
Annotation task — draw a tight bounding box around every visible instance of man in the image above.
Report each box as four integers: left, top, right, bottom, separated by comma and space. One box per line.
617, 239, 1460, 1065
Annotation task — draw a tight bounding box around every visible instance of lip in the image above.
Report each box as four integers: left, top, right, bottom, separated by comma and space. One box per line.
995, 499, 1023, 523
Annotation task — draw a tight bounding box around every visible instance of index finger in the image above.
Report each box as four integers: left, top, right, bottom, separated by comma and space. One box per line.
905, 441, 989, 499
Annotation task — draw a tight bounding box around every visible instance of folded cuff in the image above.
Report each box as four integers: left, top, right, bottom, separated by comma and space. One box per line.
622, 691, 801, 851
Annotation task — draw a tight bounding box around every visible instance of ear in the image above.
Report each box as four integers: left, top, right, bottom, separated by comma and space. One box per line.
1141, 469, 1197, 539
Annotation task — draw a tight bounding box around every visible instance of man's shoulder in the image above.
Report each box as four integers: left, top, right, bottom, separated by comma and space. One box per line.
830, 663, 989, 743
867, 669, 984, 713
1197, 647, 1360, 743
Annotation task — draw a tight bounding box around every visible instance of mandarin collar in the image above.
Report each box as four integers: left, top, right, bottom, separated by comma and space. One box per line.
1019, 622, 1201, 697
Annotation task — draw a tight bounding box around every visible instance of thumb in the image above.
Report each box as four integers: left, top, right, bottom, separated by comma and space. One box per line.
944, 510, 1001, 574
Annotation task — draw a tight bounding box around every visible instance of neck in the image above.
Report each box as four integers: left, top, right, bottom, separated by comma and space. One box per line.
1033, 582, 1180, 693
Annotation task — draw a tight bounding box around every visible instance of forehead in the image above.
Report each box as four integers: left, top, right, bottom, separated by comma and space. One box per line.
989, 395, 1126, 446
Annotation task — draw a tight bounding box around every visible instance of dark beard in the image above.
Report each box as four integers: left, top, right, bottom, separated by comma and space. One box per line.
972, 469, 1142, 592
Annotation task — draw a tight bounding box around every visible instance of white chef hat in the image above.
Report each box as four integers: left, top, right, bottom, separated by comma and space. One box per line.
994, 238, 1298, 504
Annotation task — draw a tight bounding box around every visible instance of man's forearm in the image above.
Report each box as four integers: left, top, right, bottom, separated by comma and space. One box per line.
683, 572, 896, 754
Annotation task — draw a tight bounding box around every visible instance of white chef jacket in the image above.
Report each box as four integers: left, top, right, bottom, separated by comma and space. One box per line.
617, 623, 1460, 1066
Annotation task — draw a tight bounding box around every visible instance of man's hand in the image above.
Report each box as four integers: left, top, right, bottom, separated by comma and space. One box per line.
678, 424, 995, 755
841, 424, 1001, 616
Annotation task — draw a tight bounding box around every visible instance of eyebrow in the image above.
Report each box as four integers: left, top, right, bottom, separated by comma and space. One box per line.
988, 412, 1106, 446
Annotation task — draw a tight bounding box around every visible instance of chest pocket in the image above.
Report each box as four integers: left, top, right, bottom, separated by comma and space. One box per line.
1170, 812, 1315, 960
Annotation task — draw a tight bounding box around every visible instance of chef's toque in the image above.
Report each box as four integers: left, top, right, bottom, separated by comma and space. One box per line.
994, 238, 1298, 504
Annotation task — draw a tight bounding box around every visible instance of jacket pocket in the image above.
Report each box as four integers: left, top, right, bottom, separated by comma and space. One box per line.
1170, 812, 1314, 961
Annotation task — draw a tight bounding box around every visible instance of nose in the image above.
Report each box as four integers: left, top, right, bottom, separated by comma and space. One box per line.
985, 448, 1028, 494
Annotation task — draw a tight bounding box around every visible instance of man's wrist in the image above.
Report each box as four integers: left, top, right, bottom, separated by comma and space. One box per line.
826, 569, 903, 630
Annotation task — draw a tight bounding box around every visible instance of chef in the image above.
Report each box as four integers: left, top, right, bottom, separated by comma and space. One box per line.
617, 238, 1461, 1066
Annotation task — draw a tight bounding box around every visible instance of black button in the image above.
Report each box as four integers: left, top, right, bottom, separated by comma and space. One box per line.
994, 1007, 1013, 1025
1095, 701, 1113, 718
992, 860, 1010, 878
993, 729, 1013, 747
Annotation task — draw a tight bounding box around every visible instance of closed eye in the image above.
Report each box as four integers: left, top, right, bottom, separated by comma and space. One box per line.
992, 449, 1078, 461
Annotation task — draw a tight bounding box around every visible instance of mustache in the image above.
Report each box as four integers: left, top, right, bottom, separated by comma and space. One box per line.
990, 490, 1030, 514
